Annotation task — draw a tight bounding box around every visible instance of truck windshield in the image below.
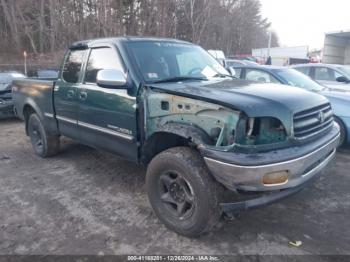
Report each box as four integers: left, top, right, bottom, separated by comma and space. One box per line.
126, 41, 230, 83
273, 68, 324, 92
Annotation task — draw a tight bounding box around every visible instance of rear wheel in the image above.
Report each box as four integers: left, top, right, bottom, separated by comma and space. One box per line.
28, 114, 60, 157
335, 117, 346, 147
146, 147, 222, 237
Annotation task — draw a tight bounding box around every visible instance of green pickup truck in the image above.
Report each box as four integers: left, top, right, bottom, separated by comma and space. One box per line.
13, 37, 340, 237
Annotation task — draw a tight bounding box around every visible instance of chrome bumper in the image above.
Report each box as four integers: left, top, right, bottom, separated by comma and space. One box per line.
204, 133, 339, 192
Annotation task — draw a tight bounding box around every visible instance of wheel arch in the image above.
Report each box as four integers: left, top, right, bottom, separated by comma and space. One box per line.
334, 115, 347, 146
142, 123, 213, 164
23, 103, 42, 135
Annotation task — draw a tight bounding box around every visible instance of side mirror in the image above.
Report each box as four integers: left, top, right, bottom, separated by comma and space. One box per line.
336, 76, 349, 83
228, 67, 236, 76
97, 69, 127, 88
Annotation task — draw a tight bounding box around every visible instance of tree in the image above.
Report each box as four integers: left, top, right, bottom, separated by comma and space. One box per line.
0, 0, 278, 62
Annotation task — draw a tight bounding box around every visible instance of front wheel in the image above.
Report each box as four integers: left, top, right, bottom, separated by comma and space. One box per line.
28, 113, 60, 157
146, 147, 222, 237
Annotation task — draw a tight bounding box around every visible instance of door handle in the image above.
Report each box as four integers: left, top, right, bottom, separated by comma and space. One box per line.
79, 91, 88, 100
67, 90, 75, 98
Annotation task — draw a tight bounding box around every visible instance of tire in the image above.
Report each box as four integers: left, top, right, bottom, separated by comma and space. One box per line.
146, 147, 223, 237
27, 113, 60, 157
335, 117, 346, 147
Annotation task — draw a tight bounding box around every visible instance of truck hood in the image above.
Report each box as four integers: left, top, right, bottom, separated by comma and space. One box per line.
149, 79, 328, 129
149, 79, 328, 134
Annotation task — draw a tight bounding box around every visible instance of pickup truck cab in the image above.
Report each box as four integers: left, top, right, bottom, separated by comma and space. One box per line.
13, 37, 340, 237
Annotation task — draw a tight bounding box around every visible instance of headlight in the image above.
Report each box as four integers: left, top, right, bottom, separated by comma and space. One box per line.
237, 117, 287, 145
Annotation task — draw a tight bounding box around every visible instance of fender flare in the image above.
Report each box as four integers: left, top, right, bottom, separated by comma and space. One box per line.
23, 98, 45, 121
22, 98, 47, 135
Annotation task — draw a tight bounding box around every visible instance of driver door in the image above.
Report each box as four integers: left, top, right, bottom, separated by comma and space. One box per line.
77, 46, 138, 161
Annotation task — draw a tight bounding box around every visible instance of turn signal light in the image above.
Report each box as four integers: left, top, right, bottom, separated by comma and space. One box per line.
263, 171, 289, 185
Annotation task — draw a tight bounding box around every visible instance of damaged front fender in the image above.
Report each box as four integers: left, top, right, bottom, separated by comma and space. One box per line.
143, 88, 240, 149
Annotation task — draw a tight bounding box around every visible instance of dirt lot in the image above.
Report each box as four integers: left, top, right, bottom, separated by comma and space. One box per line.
0, 118, 350, 256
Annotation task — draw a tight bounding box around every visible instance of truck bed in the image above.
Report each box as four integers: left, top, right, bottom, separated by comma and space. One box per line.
12, 78, 58, 133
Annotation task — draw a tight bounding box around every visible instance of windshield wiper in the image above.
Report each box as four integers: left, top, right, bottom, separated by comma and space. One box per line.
153, 76, 207, 84
213, 73, 238, 79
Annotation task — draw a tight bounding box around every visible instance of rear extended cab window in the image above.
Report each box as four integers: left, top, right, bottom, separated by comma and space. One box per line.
62, 50, 86, 83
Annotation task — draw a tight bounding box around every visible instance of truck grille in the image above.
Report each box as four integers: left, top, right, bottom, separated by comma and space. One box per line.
293, 103, 333, 139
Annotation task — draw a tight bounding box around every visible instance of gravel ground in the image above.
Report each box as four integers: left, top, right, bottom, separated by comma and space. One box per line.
0, 118, 349, 256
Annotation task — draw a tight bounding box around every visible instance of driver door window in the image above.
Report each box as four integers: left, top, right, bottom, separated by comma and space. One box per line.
245, 69, 279, 83
314, 67, 343, 81
295, 67, 310, 76
84, 47, 124, 84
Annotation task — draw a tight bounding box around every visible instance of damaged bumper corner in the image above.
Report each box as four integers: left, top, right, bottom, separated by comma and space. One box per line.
219, 174, 319, 214
202, 124, 340, 193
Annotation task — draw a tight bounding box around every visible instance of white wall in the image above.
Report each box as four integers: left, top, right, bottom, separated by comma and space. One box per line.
252, 46, 309, 60
345, 41, 350, 64
323, 35, 350, 64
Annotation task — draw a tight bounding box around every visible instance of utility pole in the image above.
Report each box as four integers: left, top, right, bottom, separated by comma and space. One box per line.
267, 31, 272, 57
23, 51, 27, 76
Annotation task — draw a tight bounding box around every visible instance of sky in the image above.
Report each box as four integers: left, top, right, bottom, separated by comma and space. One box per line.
260, 0, 350, 49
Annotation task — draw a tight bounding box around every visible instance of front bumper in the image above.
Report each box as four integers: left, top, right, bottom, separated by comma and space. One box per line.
203, 125, 340, 192
220, 171, 323, 214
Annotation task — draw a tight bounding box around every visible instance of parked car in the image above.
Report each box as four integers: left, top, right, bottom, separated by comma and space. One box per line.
225, 59, 258, 68
231, 64, 349, 146
13, 37, 339, 237
37, 69, 59, 78
292, 64, 350, 90
208, 49, 226, 66
0, 72, 25, 119
227, 55, 259, 63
